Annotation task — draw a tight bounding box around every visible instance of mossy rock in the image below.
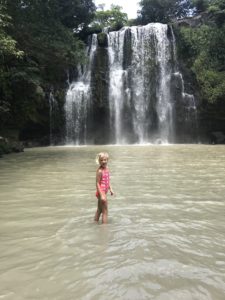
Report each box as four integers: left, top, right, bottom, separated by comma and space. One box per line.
97, 33, 108, 47
0, 139, 11, 155
0, 137, 24, 157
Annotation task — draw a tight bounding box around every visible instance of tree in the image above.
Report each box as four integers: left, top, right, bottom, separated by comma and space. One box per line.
49, 0, 96, 30
207, 0, 225, 26
90, 4, 128, 32
0, 0, 96, 137
137, 0, 193, 24
177, 23, 225, 103
0, 3, 23, 129
191, 0, 209, 13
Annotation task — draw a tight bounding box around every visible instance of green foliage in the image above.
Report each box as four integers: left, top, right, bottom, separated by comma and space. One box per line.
0, 4, 23, 60
90, 4, 128, 31
50, 0, 95, 30
191, 0, 209, 13
190, 0, 225, 25
177, 23, 225, 103
97, 32, 108, 46
0, 3, 24, 128
208, 0, 225, 10
0, 0, 96, 136
138, 0, 193, 24
194, 68, 225, 102
207, 0, 225, 26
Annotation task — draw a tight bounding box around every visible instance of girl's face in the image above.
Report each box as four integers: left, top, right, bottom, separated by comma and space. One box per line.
99, 156, 108, 168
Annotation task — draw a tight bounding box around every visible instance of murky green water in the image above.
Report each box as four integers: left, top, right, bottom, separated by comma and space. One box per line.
0, 145, 225, 300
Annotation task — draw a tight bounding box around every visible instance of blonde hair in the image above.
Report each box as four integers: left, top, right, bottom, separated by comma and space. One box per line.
95, 152, 109, 165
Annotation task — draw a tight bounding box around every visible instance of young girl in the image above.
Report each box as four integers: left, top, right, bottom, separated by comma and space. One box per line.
94, 152, 114, 224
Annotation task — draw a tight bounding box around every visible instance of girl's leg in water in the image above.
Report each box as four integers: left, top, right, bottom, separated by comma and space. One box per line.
94, 198, 102, 222
101, 199, 108, 224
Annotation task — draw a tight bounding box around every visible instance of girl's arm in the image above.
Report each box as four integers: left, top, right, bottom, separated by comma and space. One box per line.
109, 169, 114, 195
109, 184, 114, 195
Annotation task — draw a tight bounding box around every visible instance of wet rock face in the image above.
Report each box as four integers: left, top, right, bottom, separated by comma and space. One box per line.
173, 12, 211, 28
170, 72, 199, 143
89, 42, 110, 144
97, 33, 108, 47
210, 131, 225, 144
198, 101, 225, 144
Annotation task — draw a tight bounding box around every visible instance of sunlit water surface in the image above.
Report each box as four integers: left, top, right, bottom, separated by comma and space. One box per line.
0, 145, 225, 300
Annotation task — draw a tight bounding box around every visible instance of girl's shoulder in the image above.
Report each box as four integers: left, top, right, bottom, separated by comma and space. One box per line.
96, 167, 109, 174
96, 167, 103, 174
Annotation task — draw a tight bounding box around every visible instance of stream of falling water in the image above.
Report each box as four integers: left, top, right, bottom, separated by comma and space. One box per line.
63, 23, 197, 145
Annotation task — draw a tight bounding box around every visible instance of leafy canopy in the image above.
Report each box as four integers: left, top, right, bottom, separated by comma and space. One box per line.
90, 4, 128, 31
178, 23, 225, 103
0, 0, 96, 131
137, 0, 193, 24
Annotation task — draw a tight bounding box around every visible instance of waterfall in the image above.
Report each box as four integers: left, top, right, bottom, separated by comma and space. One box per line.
63, 23, 197, 145
107, 23, 174, 144
155, 25, 174, 143
174, 71, 198, 139
49, 91, 57, 145
108, 28, 127, 143
64, 35, 97, 145
170, 28, 198, 142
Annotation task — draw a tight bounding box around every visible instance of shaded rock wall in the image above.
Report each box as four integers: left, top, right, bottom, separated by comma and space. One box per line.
89, 34, 110, 144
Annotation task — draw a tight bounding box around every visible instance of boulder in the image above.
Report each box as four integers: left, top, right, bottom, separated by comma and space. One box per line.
210, 131, 225, 144
0, 136, 24, 157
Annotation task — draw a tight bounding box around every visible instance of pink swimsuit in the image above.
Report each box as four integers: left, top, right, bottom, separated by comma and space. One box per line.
96, 168, 110, 197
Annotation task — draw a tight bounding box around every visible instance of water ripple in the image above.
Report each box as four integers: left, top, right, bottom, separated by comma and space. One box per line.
0, 145, 225, 299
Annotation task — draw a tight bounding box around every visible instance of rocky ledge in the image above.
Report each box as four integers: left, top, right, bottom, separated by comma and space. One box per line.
0, 136, 24, 157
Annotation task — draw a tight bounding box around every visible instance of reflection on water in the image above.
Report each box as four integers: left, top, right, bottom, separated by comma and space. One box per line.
0, 145, 225, 300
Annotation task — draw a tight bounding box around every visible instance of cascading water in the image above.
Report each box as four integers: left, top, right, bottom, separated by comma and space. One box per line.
107, 24, 174, 144
64, 35, 97, 145
108, 29, 127, 144
63, 23, 197, 145
49, 91, 58, 145
170, 29, 199, 142
173, 71, 199, 140
155, 25, 174, 143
